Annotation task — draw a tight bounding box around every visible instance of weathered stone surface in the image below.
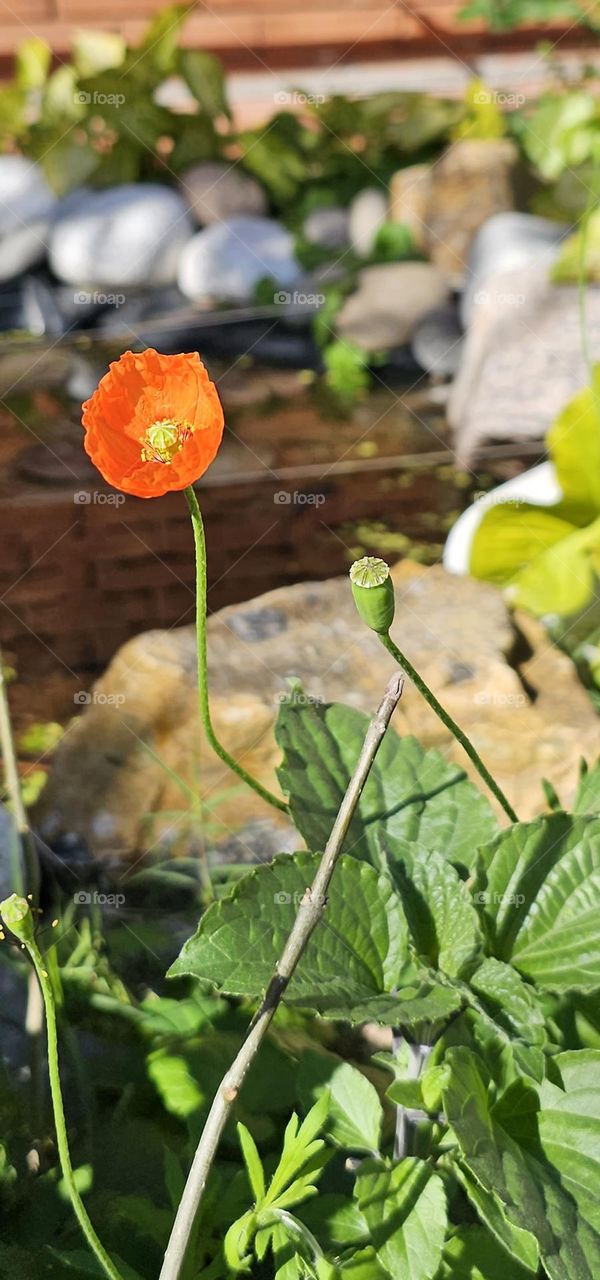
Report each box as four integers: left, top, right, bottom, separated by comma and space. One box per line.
418, 139, 517, 283
460, 211, 569, 326
336, 262, 450, 351
180, 162, 267, 225
388, 163, 432, 252
449, 261, 600, 461
35, 564, 599, 862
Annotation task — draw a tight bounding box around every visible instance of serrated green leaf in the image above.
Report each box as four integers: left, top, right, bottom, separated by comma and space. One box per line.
443, 1047, 600, 1280
573, 759, 600, 814
276, 700, 497, 870
441, 1225, 535, 1279
383, 837, 482, 975
169, 852, 462, 1028
477, 814, 600, 990
356, 1157, 447, 1280
297, 1051, 383, 1153
468, 956, 546, 1047
453, 1164, 539, 1274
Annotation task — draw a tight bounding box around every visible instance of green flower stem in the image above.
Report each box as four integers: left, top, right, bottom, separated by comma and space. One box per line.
0, 899, 123, 1280
185, 486, 288, 814
379, 632, 518, 823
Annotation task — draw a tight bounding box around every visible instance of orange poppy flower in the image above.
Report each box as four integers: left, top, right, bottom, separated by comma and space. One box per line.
81, 348, 224, 498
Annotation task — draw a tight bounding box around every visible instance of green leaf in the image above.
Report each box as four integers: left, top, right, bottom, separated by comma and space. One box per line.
384, 839, 482, 976
49, 1250, 143, 1280
477, 814, 600, 989
549, 369, 600, 521
297, 1051, 383, 1152
179, 50, 231, 120
356, 1157, 447, 1280
443, 1048, 600, 1280
453, 1164, 539, 1274
441, 1225, 535, 1279
470, 502, 577, 589
15, 38, 50, 91
517, 91, 599, 181
276, 699, 497, 871
549, 1049, 600, 1093
146, 1050, 203, 1118
169, 852, 462, 1028
138, 4, 190, 76
468, 956, 546, 1047
573, 759, 600, 814
237, 1122, 266, 1203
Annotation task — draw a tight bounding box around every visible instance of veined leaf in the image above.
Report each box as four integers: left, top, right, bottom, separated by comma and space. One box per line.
382, 837, 482, 975
476, 814, 600, 990
441, 1225, 535, 1279
453, 1165, 539, 1274
356, 1157, 447, 1280
297, 1051, 383, 1153
443, 1048, 600, 1280
169, 852, 462, 1028
276, 699, 496, 870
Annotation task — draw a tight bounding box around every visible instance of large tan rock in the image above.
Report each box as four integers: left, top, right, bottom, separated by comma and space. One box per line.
389, 139, 518, 284
336, 262, 450, 352
35, 564, 599, 861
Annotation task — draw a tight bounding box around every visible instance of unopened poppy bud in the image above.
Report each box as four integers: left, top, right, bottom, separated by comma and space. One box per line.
349, 557, 395, 635
0, 893, 35, 945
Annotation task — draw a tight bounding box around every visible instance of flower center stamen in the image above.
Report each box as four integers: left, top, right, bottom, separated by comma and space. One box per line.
140, 418, 194, 465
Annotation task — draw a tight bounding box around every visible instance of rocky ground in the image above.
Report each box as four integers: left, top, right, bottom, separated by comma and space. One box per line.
35, 561, 600, 866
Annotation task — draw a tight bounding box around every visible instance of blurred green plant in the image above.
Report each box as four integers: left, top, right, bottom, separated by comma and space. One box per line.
470, 364, 600, 690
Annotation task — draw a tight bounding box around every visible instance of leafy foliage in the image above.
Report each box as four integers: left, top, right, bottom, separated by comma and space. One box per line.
470, 365, 600, 691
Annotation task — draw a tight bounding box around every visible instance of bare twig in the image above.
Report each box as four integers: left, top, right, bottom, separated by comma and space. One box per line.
159, 672, 405, 1280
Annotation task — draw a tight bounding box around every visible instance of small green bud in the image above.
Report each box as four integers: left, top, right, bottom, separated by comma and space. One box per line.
0, 894, 35, 945
349, 557, 395, 635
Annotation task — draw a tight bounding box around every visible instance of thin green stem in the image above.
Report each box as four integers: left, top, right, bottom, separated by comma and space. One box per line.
27, 938, 124, 1280
379, 632, 518, 823
185, 486, 288, 814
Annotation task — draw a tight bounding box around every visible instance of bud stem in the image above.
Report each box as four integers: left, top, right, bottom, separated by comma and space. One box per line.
379, 632, 518, 824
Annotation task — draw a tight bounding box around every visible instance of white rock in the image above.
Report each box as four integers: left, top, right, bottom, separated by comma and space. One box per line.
303, 206, 349, 249
461, 212, 569, 326
348, 188, 387, 257
178, 216, 301, 303
0, 155, 57, 280
49, 184, 193, 288
181, 162, 267, 225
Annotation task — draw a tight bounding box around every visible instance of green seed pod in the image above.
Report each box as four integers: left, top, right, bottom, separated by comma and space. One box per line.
0, 893, 35, 945
349, 557, 395, 635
